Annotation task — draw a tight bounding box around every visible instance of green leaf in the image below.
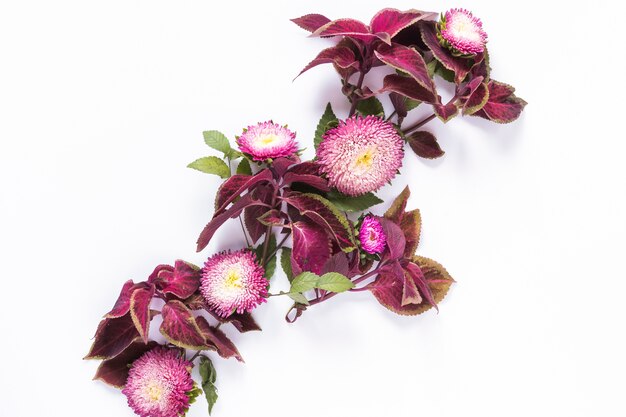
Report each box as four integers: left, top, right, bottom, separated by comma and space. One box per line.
326, 191, 384, 212
314, 103, 338, 150
317, 272, 354, 292
236, 158, 252, 175
405, 98, 421, 112
356, 96, 385, 118
287, 292, 310, 305
280, 247, 294, 282
187, 156, 231, 178
290, 272, 319, 293
203, 130, 242, 159
199, 356, 218, 415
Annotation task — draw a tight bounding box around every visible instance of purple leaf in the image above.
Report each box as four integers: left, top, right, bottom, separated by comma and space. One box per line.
407, 131, 444, 159
93, 340, 158, 388
291, 219, 332, 275
291, 14, 331, 33
375, 43, 436, 96
462, 80, 489, 115
160, 300, 208, 350
420, 20, 473, 84
380, 74, 438, 103
85, 314, 140, 360
257, 209, 285, 227
377, 217, 406, 260
104, 279, 135, 319
321, 252, 352, 277
384, 186, 410, 223
404, 261, 437, 311
147, 264, 174, 284
153, 260, 201, 299
197, 194, 270, 252
183, 292, 208, 310
297, 46, 359, 78
129, 284, 155, 343
196, 316, 244, 362
208, 310, 262, 333
283, 192, 356, 252
384, 187, 422, 256
370, 8, 437, 39
312, 18, 376, 42
244, 185, 274, 244
434, 101, 458, 122
473, 80, 527, 124
214, 169, 273, 215
272, 155, 300, 177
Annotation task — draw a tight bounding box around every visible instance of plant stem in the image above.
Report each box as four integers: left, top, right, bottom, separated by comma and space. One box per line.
189, 350, 202, 361
348, 70, 367, 117
386, 110, 398, 122
263, 230, 291, 267
402, 113, 436, 136
307, 264, 385, 307
239, 215, 251, 247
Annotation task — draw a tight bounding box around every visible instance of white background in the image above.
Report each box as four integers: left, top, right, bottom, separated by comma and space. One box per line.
1, 1, 625, 416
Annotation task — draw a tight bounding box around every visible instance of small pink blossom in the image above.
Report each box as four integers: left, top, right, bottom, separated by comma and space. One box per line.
359, 216, 387, 254
438, 8, 487, 55
236, 121, 298, 161
122, 347, 195, 417
317, 115, 403, 196
200, 249, 268, 317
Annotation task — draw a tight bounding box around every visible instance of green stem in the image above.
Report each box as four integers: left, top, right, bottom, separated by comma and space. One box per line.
263, 230, 291, 267
348, 70, 367, 117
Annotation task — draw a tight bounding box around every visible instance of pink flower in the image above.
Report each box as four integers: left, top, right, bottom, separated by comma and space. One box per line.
359, 216, 387, 254
236, 121, 298, 161
438, 8, 487, 55
200, 249, 268, 317
317, 115, 403, 196
122, 347, 195, 417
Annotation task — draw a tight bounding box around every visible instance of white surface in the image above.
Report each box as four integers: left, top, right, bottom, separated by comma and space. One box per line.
1, 1, 625, 416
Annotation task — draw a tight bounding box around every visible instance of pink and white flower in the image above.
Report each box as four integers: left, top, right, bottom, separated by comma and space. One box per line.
359, 216, 387, 254
200, 249, 267, 317
236, 121, 298, 161
122, 347, 195, 417
438, 8, 487, 55
317, 115, 404, 196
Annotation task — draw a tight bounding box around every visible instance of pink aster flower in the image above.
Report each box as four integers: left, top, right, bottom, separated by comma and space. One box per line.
359, 215, 386, 254
122, 347, 195, 417
317, 115, 403, 196
200, 249, 268, 317
236, 121, 298, 161
438, 8, 487, 55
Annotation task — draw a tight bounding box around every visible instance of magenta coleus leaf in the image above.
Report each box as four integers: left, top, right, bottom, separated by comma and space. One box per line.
283, 192, 356, 252
377, 217, 406, 260
404, 261, 437, 311
153, 260, 201, 299
257, 209, 285, 227
160, 300, 208, 350
321, 252, 352, 277
129, 283, 155, 343
370, 8, 437, 39
214, 169, 273, 215
291, 14, 331, 33
374, 43, 436, 97
312, 18, 379, 43
197, 194, 271, 252
244, 185, 275, 244
472, 80, 527, 123
208, 310, 262, 333
381, 73, 438, 103
291, 219, 332, 275
105, 279, 135, 319
420, 20, 473, 84
85, 314, 140, 360
93, 340, 158, 388
297, 46, 359, 78
407, 131, 444, 159
384, 187, 422, 257
434, 101, 459, 122
196, 316, 244, 362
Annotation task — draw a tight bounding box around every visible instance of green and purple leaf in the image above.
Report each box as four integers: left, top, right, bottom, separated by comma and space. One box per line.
85, 314, 140, 360
380, 73, 438, 103
460, 76, 490, 115
369, 8, 436, 39
419, 20, 473, 84
284, 162, 330, 192
196, 316, 244, 362
153, 260, 201, 299
160, 300, 208, 350
297, 46, 359, 78
244, 185, 275, 243
377, 217, 406, 260
375, 43, 436, 96
214, 169, 273, 214
291, 219, 332, 275
472, 80, 527, 124
407, 131, 444, 159
105, 279, 136, 319
208, 310, 262, 333
93, 340, 158, 388
434, 101, 459, 122
129, 284, 155, 343
291, 14, 331, 33
312, 18, 381, 43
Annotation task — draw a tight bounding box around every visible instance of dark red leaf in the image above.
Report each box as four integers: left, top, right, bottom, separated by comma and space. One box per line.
129, 284, 155, 343
196, 316, 243, 362
283, 192, 356, 252
420, 20, 473, 84
153, 260, 201, 299
291, 219, 332, 275
160, 300, 208, 350
148, 264, 174, 284
377, 217, 406, 260
370, 8, 436, 39
400, 209, 421, 257
93, 340, 158, 388
105, 280, 135, 319
407, 131, 444, 159
404, 261, 437, 311
214, 169, 273, 215
244, 185, 274, 244
257, 209, 285, 227
272, 155, 300, 177
473, 80, 527, 124
384, 186, 410, 223
434, 101, 458, 122
375, 43, 436, 96
208, 310, 262, 333
183, 292, 208, 310
321, 252, 352, 277
380, 74, 438, 103
197, 194, 271, 252
297, 46, 359, 78
312, 18, 377, 43
85, 314, 140, 360
291, 14, 331, 33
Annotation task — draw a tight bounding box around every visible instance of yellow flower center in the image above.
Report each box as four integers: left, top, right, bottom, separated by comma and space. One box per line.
354, 148, 375, 171
225, 269, 243, 289
145, 382, 163, 403
258, 134, 278, 146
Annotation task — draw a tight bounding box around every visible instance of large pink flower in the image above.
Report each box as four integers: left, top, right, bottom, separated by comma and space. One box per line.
359, 216, 387, 254
236, 121, 298, 161
122, 347, 195, 417
438, 8, 487, 55
317, 115, 404, 196
200, 249, 268, 317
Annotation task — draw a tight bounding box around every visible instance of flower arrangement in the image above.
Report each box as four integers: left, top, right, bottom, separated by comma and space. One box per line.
86, 7, 525, 417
